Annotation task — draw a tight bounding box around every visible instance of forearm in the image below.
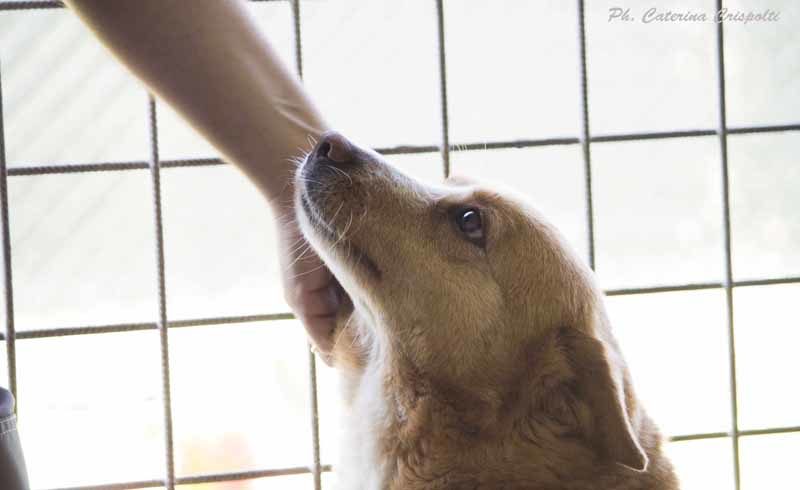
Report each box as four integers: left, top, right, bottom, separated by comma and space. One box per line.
65, 0, 327, 211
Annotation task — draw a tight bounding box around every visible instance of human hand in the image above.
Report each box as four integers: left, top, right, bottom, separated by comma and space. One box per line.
278, 215, 343, 366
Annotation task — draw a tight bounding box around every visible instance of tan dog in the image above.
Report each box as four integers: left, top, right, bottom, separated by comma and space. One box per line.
295, 132, 679, 490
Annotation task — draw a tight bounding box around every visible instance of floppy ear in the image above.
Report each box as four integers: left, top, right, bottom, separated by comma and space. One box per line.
562, 328, 649, 472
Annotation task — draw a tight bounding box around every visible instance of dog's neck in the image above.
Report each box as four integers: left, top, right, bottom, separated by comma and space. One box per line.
336, 354, 671, 489
330, 311, 677, 490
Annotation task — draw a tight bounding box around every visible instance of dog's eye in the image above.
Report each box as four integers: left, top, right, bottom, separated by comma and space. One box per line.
455, 208, 485, 246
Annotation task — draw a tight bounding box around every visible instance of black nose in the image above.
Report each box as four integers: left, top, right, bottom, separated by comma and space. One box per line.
311, 131, 354, 164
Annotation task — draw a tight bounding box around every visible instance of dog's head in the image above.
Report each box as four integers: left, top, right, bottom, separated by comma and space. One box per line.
296, 131, 649, 473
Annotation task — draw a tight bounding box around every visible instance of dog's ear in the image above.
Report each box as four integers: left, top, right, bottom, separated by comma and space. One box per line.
561, 327, 648, 472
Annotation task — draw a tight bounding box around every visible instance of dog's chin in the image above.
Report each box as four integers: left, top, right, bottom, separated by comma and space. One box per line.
297, 190, 382, 283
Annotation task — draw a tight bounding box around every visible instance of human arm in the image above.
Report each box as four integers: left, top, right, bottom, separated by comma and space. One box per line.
64, 0, 341, 359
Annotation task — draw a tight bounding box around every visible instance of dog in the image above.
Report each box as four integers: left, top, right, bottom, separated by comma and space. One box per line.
295, 131, 679, 490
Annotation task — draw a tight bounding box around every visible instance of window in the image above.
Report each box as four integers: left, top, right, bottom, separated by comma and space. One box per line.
0, 1, 798, 489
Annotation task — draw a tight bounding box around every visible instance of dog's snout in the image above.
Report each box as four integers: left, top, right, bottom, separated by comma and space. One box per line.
312, 131, 354, 164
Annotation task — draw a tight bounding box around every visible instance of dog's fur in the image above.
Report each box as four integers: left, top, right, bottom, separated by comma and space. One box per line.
295, 132, 679, 490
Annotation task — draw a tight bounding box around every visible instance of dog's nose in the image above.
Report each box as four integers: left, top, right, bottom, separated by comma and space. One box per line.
311, 131, 354, 164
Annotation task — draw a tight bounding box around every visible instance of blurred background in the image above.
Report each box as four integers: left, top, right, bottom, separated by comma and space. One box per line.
0, 0, 798, 489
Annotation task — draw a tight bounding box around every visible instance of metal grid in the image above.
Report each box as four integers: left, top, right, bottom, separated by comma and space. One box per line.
0, 1, 798, 489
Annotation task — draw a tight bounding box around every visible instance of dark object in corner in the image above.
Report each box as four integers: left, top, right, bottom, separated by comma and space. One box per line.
0, 387, 29, 490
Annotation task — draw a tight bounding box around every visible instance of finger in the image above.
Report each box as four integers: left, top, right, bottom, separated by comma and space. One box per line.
283, 265, 332, 309
300, 312, 337, 364
299, 282, 341, 318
